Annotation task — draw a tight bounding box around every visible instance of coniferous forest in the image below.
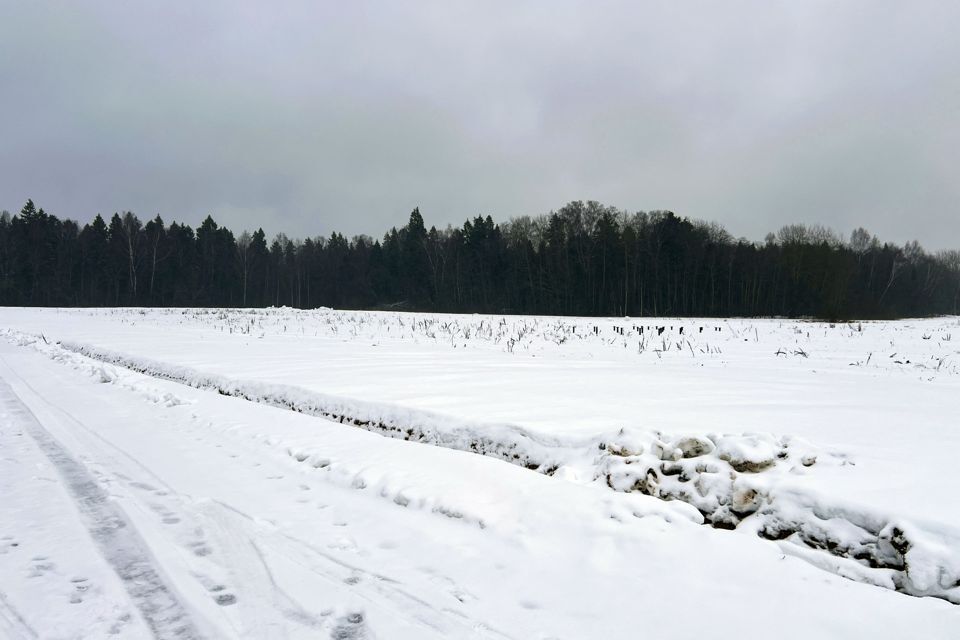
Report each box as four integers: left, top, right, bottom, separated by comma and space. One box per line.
1, 198, 958, 319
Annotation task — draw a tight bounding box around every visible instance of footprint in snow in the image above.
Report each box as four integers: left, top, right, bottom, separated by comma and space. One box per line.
330, 612, 371, 640
328, 536, 358, 553
27, 557, 56, 578
107, 613, 134, 635
214, 593, 237, 606
148, 503, 182, 525
69, 577, 90, 604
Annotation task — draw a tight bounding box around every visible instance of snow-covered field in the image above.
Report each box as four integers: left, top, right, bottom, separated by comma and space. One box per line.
1, 307, 958, 638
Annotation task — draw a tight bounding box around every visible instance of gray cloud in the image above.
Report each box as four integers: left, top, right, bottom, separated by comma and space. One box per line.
1, 1, 958, 248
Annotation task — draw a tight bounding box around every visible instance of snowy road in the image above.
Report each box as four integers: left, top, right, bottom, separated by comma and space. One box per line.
0, 344, 506, 639
0, 375, 201, 638
1, 312, 959, 638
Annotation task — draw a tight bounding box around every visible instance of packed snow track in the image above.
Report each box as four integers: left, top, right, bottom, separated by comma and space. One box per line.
0, 377, 201, 639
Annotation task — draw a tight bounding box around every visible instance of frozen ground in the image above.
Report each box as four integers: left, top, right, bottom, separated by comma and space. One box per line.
0, 307, 958, 638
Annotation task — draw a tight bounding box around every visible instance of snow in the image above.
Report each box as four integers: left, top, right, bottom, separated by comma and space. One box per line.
1, 307, 959, 637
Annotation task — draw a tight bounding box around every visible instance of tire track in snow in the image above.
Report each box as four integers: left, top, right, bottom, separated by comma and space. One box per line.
0, 377, 203, 640
207, 499, 517, 640
1, 347, 516, 639
0, 587, 38, 639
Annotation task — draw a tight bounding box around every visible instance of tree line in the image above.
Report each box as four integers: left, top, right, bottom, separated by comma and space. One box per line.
1, 198, 958, 319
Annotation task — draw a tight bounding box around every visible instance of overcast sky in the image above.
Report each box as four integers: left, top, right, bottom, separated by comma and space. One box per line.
1, 1, 958, 248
